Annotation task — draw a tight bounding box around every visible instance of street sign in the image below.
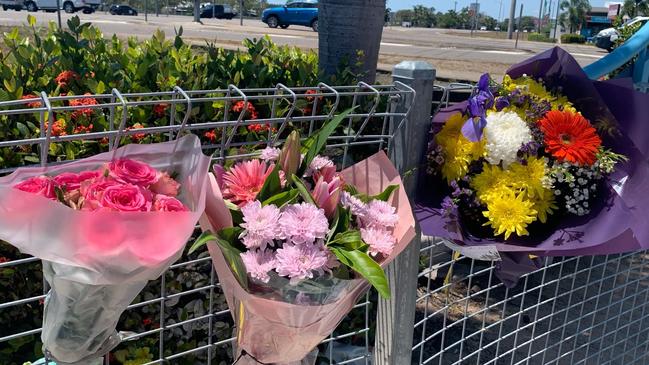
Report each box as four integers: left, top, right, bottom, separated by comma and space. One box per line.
608, 3, 621, 20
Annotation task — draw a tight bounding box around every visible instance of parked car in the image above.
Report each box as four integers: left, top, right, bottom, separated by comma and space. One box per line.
0, 0, 22, 10
261, 0, 318, 32
200, 4, 235, 19
595, 16, 649, 52
479, 26, 487, 31
25, 0, 100, 13
109, 4, 137, 15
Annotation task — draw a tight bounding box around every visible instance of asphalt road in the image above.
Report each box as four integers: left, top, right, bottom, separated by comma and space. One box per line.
0, 10, 608, 81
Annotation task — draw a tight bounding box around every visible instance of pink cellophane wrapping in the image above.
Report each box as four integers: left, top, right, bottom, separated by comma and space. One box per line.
0, 135, 210, 364
199, 151, 416, 364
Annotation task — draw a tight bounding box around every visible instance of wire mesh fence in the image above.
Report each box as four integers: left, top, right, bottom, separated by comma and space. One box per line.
0, 82, 415, 365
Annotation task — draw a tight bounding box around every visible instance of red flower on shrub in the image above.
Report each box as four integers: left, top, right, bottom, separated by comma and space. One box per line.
204, 130, 217, 143
21, 94, 42, 108
0, 256, 9, 264
153, 103, 168, 118
73, 124, 93, 134
39, 298, 45, 305
142, 318, 153, 326
128, 123, 146, 142
55, 70, 80, 88
247, 124, 275, 133
44, 119, 68, 137
69, 93, 98, 120
231, 101, 259, 120
305, 89, 323, 102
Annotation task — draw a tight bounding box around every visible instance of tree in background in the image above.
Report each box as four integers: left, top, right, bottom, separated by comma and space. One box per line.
482, 15, 498, 30
411, 5, 436, 27
436, 10, 461, 28
621, 0, 649, 17
394, 9, 414, 24
319, 0, 385, 83
559, 0, 591, 34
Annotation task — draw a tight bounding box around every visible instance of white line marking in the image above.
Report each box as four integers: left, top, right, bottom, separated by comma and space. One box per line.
479, 50, 527, 55
570, 52, 603, 59
269, 34, 302, 39
381, 42, 413, 47
89, 20, 129, 24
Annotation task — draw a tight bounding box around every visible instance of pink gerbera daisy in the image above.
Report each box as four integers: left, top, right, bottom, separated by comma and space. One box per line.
221, 160, 275, 206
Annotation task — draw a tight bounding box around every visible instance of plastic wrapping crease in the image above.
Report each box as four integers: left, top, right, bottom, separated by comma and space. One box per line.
0, 135, 210, 364
199, 151, 416, 365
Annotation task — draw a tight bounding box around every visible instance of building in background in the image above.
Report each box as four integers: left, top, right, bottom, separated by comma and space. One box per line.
581, 6, 613, 39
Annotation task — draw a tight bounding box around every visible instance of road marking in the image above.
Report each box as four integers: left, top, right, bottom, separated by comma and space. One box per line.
381, 42, 413, 47
87, 20, 129, 24
269, 34, 302, 39
570, 52, 603, 59
479, 50, 527, 55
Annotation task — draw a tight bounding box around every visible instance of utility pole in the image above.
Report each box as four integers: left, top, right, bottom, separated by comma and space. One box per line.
507, 0, 517, 39
498, 0, 503, 24
454, 1, 457, 12
515, 3, 523, 48
554, 0, 561, 41
537, 0, 544, 33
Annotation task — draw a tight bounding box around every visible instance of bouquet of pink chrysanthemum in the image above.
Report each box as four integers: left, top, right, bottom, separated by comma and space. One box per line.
193, 111, 416, 365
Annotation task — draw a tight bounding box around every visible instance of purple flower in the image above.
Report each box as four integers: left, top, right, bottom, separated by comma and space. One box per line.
360, 200, 398, 229
341, 192, 367, 217
275, 242, 331, 282
495, 96, 510, 111
441, 197, 456, 215
361, 227, 396, 257
241, 249, 276, 283
462, 73, 494, 142
240, 201, 281, 249
279, 203, 329, 244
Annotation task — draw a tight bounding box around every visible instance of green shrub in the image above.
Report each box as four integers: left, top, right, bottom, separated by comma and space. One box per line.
560, 33, 586, 44
528, 33, 555, 43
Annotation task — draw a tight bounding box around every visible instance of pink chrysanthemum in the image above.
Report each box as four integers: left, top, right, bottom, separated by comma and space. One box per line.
361, 227, 396, 257
360, 200, 399, 229
260, 147, 281, 162
221, 160, 275, 206
341, 192, 367, 217
307, 155, 334, 176
279, 203, 329, 244
275, 242, 330, 281
240, 201, 282, 249
241, 249, 276, 283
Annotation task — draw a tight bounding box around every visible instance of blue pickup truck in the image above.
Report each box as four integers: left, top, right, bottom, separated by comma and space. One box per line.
261, 0, 318, 32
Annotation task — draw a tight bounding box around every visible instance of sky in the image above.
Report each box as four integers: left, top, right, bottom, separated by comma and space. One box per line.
387, 0, 613, 19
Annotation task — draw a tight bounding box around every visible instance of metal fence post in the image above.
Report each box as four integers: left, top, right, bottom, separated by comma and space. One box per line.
374, 61, 435, 365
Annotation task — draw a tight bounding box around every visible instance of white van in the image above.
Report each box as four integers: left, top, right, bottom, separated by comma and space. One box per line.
25, 0, 100, 13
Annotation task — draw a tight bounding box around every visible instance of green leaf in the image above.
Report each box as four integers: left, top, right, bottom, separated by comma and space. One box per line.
292, 174, 315, 205
344, 185, 359, 196
54, 186, 66, 205
331, 247, 390, 299
372, 185, 399, 202
299, 108, 354, 175
257, 163, 282, 201
27, 14, 36, 27
329, 230, 365, 250
15, 122, 29, 137
188, 230, 217, 255
96, 81, 106, 95
263, 189, 299, 207
214, 228, 248, 288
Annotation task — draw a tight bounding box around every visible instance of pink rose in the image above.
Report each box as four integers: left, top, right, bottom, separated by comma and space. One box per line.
108, 159, 158, 187
53, 172, 82, 191
99, 184, 153, 212
152, 195, 188, 212
80, 178, 121, 211
150, 172, 180, 197
14, 176, 56, 200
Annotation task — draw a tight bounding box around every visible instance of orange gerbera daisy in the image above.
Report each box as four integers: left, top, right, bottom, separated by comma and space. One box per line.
538, 110, 602, 165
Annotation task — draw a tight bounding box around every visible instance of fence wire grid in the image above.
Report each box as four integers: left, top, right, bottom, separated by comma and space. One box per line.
0, 82, 415, 365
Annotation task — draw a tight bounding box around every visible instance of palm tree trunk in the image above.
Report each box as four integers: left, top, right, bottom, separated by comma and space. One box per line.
318, 0, 386, 83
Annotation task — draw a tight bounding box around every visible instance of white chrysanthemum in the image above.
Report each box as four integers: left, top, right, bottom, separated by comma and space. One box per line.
484, 111, 532, 168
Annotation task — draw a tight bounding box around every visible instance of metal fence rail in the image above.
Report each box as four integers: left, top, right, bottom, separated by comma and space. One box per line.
0, 81, 415, 365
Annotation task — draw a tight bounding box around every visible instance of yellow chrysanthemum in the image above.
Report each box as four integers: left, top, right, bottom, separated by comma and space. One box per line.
436, 112, 485, 182
501, 75, 575, 113
532, 187, 558, 223
482, 191, 538, 239
508, 156, 548, 198
471, 163, 509, 202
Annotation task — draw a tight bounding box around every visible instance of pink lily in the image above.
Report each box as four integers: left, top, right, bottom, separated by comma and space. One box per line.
311, 175, 343, 218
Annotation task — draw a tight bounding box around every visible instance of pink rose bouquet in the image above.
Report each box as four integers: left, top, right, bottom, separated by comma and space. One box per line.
193, 111, 416, 364
0, 135, 209, 364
